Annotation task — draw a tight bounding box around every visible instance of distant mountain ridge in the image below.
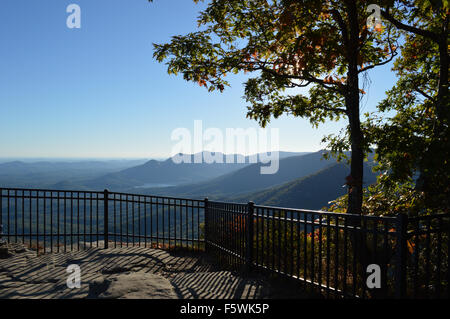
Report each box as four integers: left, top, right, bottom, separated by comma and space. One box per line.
231, 161, 378, 209
137, 151, 343, 199
0, 151, 379, 211
0, 159, 147, 189
59, 151, 308, 191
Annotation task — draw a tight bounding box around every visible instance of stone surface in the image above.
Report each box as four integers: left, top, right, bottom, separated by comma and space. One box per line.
91, 273, 178, 299
0, 243, 307, 299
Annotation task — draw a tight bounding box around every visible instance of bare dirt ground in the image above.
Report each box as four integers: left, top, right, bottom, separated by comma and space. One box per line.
0, 243, 308, 299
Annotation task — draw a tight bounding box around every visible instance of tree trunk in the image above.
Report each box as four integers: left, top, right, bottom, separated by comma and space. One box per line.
347, 107, 364, 215
345, 0, 364, 216
416, 23, 449, 204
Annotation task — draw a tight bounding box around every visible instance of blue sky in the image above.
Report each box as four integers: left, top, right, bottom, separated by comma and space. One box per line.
0, 0, 397, 159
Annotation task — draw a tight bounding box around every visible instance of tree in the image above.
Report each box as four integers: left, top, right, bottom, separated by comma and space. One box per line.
152, 0, 398, 214
364, 0, 449, 211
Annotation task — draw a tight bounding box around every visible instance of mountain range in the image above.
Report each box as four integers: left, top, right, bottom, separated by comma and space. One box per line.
137, 151, 337, 198
53, 151, 306, 191
232, 161, 378, 209
0, 159, 147, 189
134, 151, 378, 209
0, 151, 379, 210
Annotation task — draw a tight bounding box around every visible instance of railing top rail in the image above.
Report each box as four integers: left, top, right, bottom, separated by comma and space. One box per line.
253, 204, 398, 220
0, 186, 104, 195
108, 191, 205, 203
207, 200, 249, 207
0, 187, 206, 203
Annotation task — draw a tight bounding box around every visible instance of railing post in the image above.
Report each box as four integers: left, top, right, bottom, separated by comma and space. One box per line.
0, 188, 3, 244
104, 189, 109, 249
204, 198, 209, 253
395, 213, 408, 298
245, 201, 255, 273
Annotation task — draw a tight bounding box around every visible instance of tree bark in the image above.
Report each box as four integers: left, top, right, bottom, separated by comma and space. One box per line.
345, 0, 364, 215
416, 19, 449, 202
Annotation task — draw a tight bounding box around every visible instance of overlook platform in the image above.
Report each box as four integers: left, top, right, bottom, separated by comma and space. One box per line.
0, 243, 305, 299
1, 187, 448, 299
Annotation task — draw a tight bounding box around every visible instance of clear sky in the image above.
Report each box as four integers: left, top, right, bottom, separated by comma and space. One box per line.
0, 0, 397, 159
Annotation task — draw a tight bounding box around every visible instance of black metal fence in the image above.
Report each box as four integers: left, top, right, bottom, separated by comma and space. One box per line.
0, 188, 204, 252
204, 200, 450, 299
1, 187, 448, 299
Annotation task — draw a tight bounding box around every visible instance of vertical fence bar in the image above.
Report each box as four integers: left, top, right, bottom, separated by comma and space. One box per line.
138, 196, 141, 247
156, 198, 159, 247
304, 212, 308, 282
7, 190, 10, 244
162, 198, 166, 248
50, 192, 53, 252
21, 192, 24, 245
360, 217, 367, 299
104, 189, 109, 249
436, 216, 442, 298
284, 210, 287, 275
144, 196, 147, 248
14, 191, 17, 243
204, 198, 209, 253
90, 193, 93, 248
425, 216, 431, 296
191, 200, 194, 249
177, 199, 181, 248
383, 219, 389, 298
343, 216, 348, 297
168, 198, 171, 248
77, 192, 80, 250
395, 213, 408, 298
311, 213, 315, 286
126, 195, 129, 247
326, 215, 331, 298
132, 195, 135, 246
447, 217, 450, 298
114, 193, 117, 248
57, 192, 60, 252
120, 195, 123, 248
334, 215, 339, 297
36, 191, 39, 251
297, 211, 301, 280
96, 193, 99, 248
197, 201, 200, 250
245, 202, 254, 272
70, 192, 73, 251
175, 199, 179, 249
262, 208, 266, 268
150, 197, 153, 247
0, 188, 2, 244
83, 193, 86, 249
63, 192, 66, 252
318, 215, 323, 294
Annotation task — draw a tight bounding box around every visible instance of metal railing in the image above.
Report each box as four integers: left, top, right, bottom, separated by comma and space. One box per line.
204, 200, 450, 299
1, 187, 448, 299
0, 188, 204, 252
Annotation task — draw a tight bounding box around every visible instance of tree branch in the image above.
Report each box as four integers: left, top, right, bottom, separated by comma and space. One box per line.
380, 9, 439, 42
